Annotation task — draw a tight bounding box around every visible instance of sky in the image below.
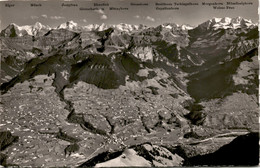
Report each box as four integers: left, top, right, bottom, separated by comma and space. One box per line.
0, 0, 258, 29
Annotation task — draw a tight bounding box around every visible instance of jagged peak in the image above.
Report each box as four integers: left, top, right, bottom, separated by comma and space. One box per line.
66, 20, 77, 25
162, 23, 179, 27
9, 23, 18, 27
159, 23, 194, 30
33, 22, 44, 29
180, 24, 194, 30
1, 22, 51, 37
213, 16, 253, 24
81, 23, 147, 32
198, 16, 256, 30
211, 17, 222, 23
6, 22, 49, 29
57, 20, 78, 30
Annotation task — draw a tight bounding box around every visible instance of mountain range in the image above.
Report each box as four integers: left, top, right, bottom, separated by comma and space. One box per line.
0, 16, 258, 167
1, 16, 256, 38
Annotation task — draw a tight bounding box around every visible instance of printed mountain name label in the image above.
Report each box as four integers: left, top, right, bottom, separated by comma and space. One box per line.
130, 3, 149, 6
5, 3, 15, 7
155, 3, 173, 5
109, 7, 128, 10
226, 2, 253, 5
94, 3, 109, 6
61, 3, 78, 7
202, 2, 224, 6
213, 6, 235, 9
31, 3, 42, 7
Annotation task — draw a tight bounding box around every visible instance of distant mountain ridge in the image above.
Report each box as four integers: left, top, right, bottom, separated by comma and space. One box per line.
1, 17, 256, 38
0, 22, 51, 37
197, 16, 257, 30
0, 16, 258, 90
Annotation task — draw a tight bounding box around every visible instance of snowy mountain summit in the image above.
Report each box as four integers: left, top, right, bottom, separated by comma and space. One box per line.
56, 21, 147, 32
57, 21, 78, 30
161, 23, 194, 30
0, 22, 51, 37
199, 16, 256, 30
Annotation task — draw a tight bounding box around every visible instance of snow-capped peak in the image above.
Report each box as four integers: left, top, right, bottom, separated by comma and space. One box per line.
161, 23, 179, 29
57, 21, 78, 30
81, 23, 147, 32
114, 23, 135, 32
34, 22, 43, 29
160, 23, 194, 30
220, 17, 232, 24
231, 16, 243, 24
82, 24, 100, 31
9, 23, 18, 27
3, 22, 148, 35
212, 17, 222, 23
30, 22, 51, 35
97, 23, 107, 31
180, 24, 194, 30
1, 22, 50, 37
199, 16, 256, 30
112, 23, 146, 32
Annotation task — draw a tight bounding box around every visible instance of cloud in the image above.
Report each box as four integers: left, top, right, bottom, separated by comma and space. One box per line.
31, 16, 39, 19
50, 16, 65, 20
146, 16, 155, 22
100, 15, 107, 20
41, 14, 48, 18
134, 15, 140, 19
95, 9, 105, 15
82, 19, 87, 23
94, 9, 107, 19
